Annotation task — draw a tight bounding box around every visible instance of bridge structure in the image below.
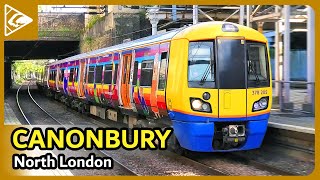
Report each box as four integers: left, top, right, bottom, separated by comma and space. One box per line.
4, 12, 85, 90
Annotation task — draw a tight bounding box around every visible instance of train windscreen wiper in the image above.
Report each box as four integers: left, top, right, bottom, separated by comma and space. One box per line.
248, 61, 260, 84
199, 62, 213, 85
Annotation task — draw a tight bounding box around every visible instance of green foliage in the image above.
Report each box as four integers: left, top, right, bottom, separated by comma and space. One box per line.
12, 60, 48, 83
38, 26, 81, 39
83, 36, 94, 44
86, 15, 104, 30
81, 36, 96, 51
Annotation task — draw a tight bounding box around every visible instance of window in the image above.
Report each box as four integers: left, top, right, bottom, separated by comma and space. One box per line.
217, 39, 245, 89
188, 41, 215, 88
69, 68, 74, 82
140, 60, 154, 86
87, 66, 95, 84
113, 64, 118, 84
132, 61, 138, 85
158, 52, 168, 90
247, 42, 270, 87
74, 67, 78, 82
60, 69, 64, 81
122, 56, 132, 83
104, 64, 113, 84
52, 70, 56, 81
95, 66, 103, 83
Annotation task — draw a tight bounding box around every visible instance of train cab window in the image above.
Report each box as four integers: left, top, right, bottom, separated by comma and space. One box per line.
104, 64, 113, 84
95, 66, 103, 84
140, 60, 154, 87
113, 64, 118, 84
158, 52, 168, 90
69, 68, 74, 82
132, 61, 138, 85
188, 41, 215, 88
87, 66, 95, 84
60, 69, 64, 81
247, 42, 270, 87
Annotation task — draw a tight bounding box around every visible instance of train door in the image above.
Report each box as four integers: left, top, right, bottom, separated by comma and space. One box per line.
150, 51, 160, 118
120, 53, 133, 109
129, 51, 137, 112
216, 37, 247, 119
58, 68, 64, 92
155, 48, 169, 117
78, 60, 86, 97
56, 66, 60, 91
44, 66, 49, 87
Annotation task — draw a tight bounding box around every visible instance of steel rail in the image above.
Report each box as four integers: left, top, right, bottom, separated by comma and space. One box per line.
25, 80, 138, 176
16, 81, 32, 126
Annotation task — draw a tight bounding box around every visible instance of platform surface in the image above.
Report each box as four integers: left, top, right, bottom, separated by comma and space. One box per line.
269, 110, 314, 134
4, 101, 21, 125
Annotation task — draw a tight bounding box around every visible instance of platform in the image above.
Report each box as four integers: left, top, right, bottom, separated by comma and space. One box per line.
4, 102, 21, 125
269, 110, 314, 134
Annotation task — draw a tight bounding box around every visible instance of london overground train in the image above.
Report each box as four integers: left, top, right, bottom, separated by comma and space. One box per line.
38, 21, 272, 152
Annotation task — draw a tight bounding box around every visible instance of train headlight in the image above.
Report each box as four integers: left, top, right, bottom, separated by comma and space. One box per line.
252, 97, 269, 112
191, 99, 202, 110
190, 98, 212, 113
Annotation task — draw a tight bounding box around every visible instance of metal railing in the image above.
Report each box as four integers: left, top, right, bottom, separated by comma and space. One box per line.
272, 80, 315, 115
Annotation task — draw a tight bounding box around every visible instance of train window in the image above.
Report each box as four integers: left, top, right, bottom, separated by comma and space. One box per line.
69, 68, 74, 82
74, 68, 78, 82
104, 64, 113, 84
87, 66, 95, 84
247, 42, 270, 87
188, 41, 215, 88
60, 69, 64, 81
217, 39, 246, 89
95, 66, 103, 84
140, 60, 154, 87
132, 61, 138, 85
158, 52, 168, 90
53, 70, 56, 81
113, 64, 118, 84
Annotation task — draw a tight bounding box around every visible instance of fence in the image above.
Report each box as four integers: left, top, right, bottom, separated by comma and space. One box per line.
272, 81, 315, 115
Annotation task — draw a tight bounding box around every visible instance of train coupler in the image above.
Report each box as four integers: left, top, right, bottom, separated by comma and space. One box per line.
213, 123, 247, 150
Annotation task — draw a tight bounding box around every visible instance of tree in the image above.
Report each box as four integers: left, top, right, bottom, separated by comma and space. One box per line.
12, 60, 48, 83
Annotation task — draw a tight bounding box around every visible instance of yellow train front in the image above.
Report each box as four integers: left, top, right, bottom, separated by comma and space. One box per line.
166, 22, 272, 152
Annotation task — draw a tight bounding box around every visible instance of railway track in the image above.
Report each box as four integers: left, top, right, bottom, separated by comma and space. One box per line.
16, 80, 138, 176
88, 114, 305, 175
17, 81, 312, 176
184, 151, 299, 176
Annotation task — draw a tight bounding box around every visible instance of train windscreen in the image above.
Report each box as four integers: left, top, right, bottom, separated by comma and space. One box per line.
217, 38, 246, 89
188, 41, 215, 88
247, 41, 270, 87
187, 39, 270, 89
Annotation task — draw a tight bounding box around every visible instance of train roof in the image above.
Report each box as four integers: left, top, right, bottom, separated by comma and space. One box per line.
50, 27, 184, 66
50, 21, 266, 66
